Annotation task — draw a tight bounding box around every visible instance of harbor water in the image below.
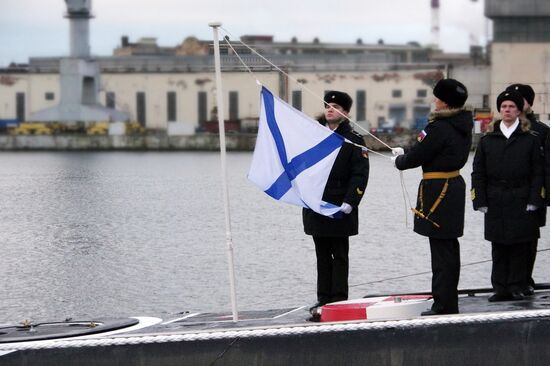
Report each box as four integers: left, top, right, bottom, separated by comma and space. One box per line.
1, 151, 549, 324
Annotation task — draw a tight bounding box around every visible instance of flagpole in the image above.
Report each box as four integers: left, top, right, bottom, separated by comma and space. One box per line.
209, 22, 238, 322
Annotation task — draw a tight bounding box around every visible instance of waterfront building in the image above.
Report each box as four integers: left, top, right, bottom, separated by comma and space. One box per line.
3, 0, 550, 134
0, 36, 490, 134
485, 0, 550, 121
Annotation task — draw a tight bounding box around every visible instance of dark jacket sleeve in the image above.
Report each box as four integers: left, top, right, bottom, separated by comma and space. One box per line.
395, 124, 445, 170
528, 137, 545, 207
471, 140, 488, 209
546, 133, 550, 205
344, 143, 369, 207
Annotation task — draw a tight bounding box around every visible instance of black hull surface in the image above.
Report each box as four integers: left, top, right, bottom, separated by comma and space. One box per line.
3, 288, 550, 365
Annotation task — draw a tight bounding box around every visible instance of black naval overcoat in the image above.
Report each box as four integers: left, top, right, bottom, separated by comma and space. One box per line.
471, 119, 544, 244
526, 111, 550, 226
302, 119, 369, 237
395, 108, 473, 239
546, 131, 550, 206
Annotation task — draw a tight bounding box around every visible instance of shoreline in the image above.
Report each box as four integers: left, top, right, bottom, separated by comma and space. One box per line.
0, 131, 476, 151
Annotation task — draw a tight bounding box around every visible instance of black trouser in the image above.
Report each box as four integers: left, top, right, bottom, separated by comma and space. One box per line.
429, 237, 460, 314
491, 242, 530, 295
526, 239, 538, 287
313, 236, 349, 305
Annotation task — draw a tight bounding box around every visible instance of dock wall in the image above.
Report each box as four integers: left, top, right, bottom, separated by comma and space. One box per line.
0, 132, 480, 151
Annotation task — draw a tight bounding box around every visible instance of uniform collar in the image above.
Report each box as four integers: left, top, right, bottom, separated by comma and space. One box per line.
499, 118, 519, 139
334, 120, 352, 134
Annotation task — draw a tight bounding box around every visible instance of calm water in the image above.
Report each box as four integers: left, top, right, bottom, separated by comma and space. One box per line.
0, 151, 549, 324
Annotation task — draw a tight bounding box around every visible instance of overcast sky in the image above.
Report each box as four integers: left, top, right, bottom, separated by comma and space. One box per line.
0, 0, 489, 66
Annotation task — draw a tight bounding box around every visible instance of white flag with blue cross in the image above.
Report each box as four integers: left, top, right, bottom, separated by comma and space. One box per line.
248, 87, 345, 217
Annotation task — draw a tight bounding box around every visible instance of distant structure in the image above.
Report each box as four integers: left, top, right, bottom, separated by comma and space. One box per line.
485, 0, 550, 117
0, 1, 495, 133
430, 0, 440, 48
114, 36, 210, 57
30, 0, 128, 123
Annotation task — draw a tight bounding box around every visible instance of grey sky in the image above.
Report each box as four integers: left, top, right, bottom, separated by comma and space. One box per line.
0, 0, 488, 66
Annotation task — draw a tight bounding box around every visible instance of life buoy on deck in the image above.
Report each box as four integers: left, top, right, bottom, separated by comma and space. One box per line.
320, 295, 433, 322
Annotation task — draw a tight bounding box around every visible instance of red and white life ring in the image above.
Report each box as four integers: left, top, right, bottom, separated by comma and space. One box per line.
320, 295, 433, 322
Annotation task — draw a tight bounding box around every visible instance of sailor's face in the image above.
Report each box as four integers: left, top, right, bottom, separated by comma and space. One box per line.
500, 101, 521, 123
324, 103, 348, 123
433, 97, 448, 112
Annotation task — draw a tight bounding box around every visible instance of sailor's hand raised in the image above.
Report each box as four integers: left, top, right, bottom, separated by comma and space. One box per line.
391, 155, 398, 167
526, 204, 538, 211
391, 147, 404, 156
340, 202, 352, 214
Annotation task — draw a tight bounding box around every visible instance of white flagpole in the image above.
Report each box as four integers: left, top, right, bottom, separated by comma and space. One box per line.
209, 22, 238, 322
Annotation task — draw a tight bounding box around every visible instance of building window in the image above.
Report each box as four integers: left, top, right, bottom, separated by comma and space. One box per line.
388, 105, 406, 127
413, 106, 431, 130
391, 51, 407, 63
45, 92, 55, 101
82, 77, 95, 104
482, 94, 489, 109
292, 90, 302, 111
229, 91, 239, 121
167, 91, 177, 122
198, 91, 207, 123
106, 92, 115, 109
493, 17, 550, 42
392, 90, 402, 98
136, 92, 146, 126
416, 89, 427, 98
356, 90, 366, 121
16, 92, 25, 122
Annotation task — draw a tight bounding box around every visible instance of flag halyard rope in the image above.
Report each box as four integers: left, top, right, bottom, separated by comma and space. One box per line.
219, 27, 394, 154
217, 26, 415, 226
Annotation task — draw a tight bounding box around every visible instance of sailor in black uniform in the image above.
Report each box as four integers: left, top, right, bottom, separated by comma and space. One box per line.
472, 90, 544, 302
303, 91, 369, 319
504, 84, 549, 295
392, 79, 473, 315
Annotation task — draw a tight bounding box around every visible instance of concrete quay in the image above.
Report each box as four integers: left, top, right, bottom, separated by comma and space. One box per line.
0, 131, 435, 151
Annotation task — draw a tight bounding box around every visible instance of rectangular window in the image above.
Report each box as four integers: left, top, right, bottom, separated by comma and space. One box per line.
356, 90, 366, 121
388, 105, 407, 127
392, 90, 402, 98
493, 17, 550, 42
136, 92, 146, 126
106, 92, 115, 109
416, 89, 427, 98
482, 95, 489, 109
82, 77, 95, 104
167, 91, 177, 122
413, 106, 431, 130
198, 92, 207, 123
16, 92, 25, 122
229, 91, 239, 120
45, 92, 55, 101
292, 90, 302, 111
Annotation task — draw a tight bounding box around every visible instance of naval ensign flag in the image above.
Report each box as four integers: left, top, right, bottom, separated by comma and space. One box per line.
248, 87, 345, 217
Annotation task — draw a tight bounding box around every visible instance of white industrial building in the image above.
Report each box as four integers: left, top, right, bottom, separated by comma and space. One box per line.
0, 0, 548, 137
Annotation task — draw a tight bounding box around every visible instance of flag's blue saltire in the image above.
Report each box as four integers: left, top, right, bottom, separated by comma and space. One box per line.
248, 87, 345, 217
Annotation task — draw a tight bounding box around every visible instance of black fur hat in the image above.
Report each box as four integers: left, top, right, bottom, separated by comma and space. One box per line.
505, 83, 535, 107
433, 78, 468, 108
324, 91, 353, 112
496, 90, 524, 112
